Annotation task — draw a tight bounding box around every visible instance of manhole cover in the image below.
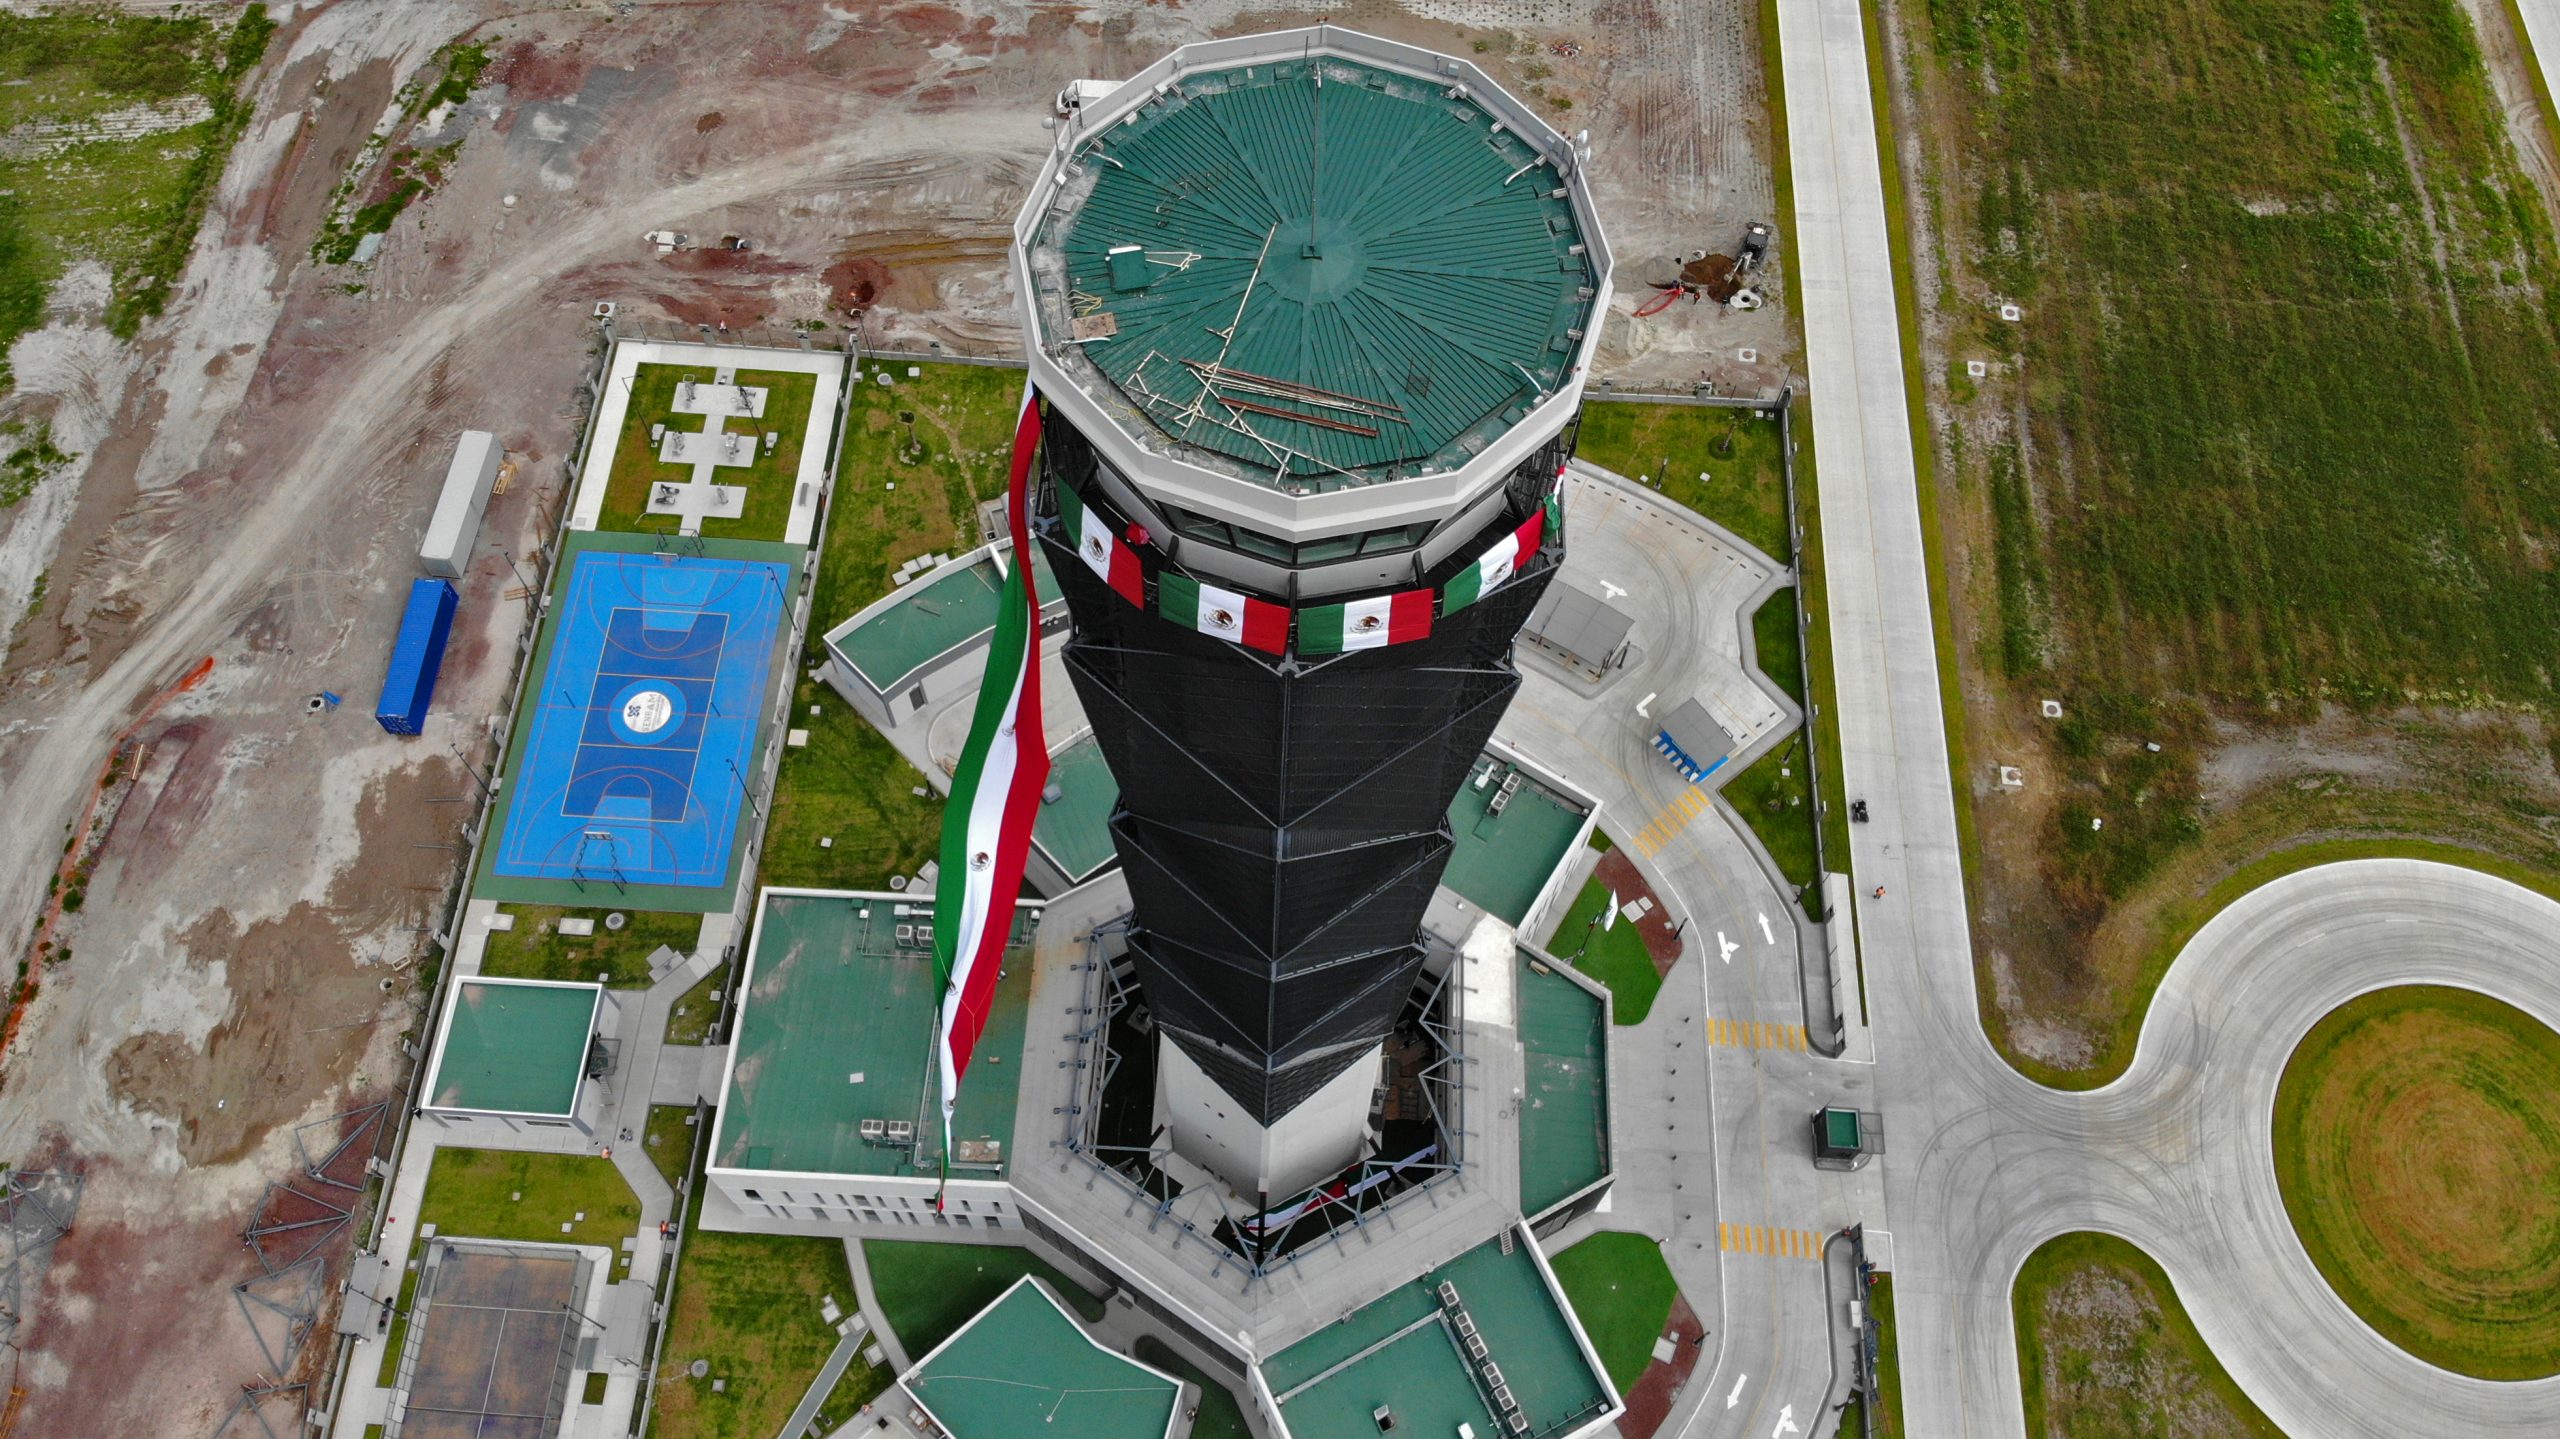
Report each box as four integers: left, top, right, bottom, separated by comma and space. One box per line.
605, 912, 627, 931
689, 1360, 709, 1379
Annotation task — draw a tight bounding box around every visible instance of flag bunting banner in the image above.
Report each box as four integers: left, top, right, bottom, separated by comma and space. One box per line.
1158, 571, 1289, 654
1298, 588, 1434, 653
1055, 480, 1145, 607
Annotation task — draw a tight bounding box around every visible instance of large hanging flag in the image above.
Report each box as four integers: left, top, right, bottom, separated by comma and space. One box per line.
932, 378, 1050, 1204
1443, 501, 1552, 614
1298, 589, 1433, 653
1158, 571, 1288, 654
1054, 479, 1145, 607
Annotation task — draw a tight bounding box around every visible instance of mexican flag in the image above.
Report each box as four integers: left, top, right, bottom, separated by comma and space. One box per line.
1299, 589, 1433, 653
1055, 479, 1145, 607
1159, 571, 1288, 654
1442, 499, 1553, 613
933, 378, 1050, 1195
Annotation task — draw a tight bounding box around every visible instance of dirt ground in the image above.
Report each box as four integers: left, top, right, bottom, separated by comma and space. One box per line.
0, 1, 1792, 1430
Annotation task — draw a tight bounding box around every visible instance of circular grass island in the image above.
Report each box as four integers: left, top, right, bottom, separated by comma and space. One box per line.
2271, 985, 2560, 1380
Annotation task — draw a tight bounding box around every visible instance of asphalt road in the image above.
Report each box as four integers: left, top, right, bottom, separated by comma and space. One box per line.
1779, 0, 2560, 1433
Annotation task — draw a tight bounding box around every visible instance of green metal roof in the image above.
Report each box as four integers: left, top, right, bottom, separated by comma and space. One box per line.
830, 546, 1061, 694
715, 894, 1033, 1177
1519, 953, 1610, 1217
1263, 1231, 1612, 1439
428, 980, 598, 1115
1040, 57, 1595, 487
907, 1278, 1179, 1439
1031, 733, 1120, 887
1441, 760, 1587, 925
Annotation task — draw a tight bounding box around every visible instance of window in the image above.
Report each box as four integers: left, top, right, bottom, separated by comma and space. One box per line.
743, 1188, 763, 1201
908, 687, 926, 712
1162, 504, 1435, 565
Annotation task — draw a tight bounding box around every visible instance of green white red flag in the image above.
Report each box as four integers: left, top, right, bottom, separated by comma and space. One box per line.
1299, 589, 1433, 653
1158, 571, 1288, 654
932, 377, 1050, 1201
1442, 502, 1550, 614
1055, 480, 1145, 607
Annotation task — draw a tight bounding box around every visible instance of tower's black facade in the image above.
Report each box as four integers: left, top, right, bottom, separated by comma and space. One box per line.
1038, 430, 1572, 1128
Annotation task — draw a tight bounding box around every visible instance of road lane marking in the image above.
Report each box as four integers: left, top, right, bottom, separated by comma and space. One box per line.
1758, 910, 1776, 944
1719, 1225, 1825, 1261
1706, 1020, 1810, 1051
1726, 1373, 1749, 1409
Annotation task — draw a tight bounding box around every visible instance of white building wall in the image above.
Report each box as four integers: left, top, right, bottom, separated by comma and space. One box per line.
1156, 1041, 1382, 1199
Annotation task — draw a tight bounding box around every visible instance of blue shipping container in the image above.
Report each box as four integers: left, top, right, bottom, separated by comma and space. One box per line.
377, 577, 458, 735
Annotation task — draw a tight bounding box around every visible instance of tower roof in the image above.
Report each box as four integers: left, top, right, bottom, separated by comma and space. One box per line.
1025, 40, 1603, 494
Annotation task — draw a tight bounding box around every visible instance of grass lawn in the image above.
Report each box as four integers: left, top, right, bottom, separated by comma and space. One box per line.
2271, 985, 2560, 1379
1548, 877, 1662, 1025
815, 360, 1023, 632
643, 1105, 700, 1191
1897, 0, 2560, 1079
759, 675, 944, 891
418, 1149, 643, 1250
654, 1187, 857, 1439
1547, 1232, 1678, 1393
1868, 1274, 1906, 1436
0, 7, 273, 367
864, 1241, 1108, 1359
2014, 1232, 2284, 1439
807, 1347, 894, 1434
595, 364, 822, 543
480, 905, 700, 988
1133, 1338, 1251, 1439
663, 964, 728, 1045
1572, 399, 1790, 561
1721, 732, 1822, 920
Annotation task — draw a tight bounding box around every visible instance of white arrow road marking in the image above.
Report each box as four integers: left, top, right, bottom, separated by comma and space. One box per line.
1636, 690, 1657, 718
1717, 931, 1738, 964
1601, 580, 1628, 600
1772, 1405, 1800, 1437
1725, 1373, 1748, 1409
1757, 911, 1776, 945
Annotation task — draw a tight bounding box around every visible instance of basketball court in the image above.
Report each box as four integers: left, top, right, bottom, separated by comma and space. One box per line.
389, 1242, 591, 1439
485, 538, 793, 906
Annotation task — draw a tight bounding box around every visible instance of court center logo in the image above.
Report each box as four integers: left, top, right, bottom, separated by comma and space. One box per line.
606, 681, 688, 745
622, 689, 675, 734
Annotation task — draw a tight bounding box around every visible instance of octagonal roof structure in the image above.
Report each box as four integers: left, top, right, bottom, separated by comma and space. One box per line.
1015, 25, 1612, 542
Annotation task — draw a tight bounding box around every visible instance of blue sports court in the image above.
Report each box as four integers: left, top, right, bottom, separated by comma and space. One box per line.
492, 549, 790, 893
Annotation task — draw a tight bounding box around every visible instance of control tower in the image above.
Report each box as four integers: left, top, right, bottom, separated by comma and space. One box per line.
1012, 25, 1611, 1201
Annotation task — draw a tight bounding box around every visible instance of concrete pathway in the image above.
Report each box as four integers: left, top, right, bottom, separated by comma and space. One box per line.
845, 1237, 912, 1372
775, 1315, 873, 1439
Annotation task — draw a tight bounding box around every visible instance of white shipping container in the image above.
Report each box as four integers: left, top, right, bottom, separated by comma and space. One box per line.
419, 430, 501, 579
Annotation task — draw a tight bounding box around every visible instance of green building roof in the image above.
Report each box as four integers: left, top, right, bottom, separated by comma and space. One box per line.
713, 892, 1034, 1178
829, 545, 1060, 693
1263, 1230, 1613, 1439
906, 1278, 1180, 1439
1518, 953, 1610, 1217
426, 979, 599, 1115
1038, 56, 1597, 487
1031, 733, 1120, 888
1440, 759, 1587, 925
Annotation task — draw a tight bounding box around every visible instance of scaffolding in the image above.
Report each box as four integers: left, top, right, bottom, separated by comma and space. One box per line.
0, 1170, 81, 1352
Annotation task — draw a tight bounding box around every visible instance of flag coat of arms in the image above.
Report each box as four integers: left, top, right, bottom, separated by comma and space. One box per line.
1054, 481, 1145, 607
1299, 589, 1433, 653
1159, 571, 1288, 654
932, 379, 1050, 1195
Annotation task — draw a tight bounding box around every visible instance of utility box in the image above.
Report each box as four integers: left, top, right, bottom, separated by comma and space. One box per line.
377, 577, 458, 736
419, 430, 501, 580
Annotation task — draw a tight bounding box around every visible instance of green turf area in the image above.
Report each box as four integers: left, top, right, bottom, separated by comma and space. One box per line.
1841, 1274, 1906, 1437
1548, 877, 1662, 1024
653, 1187, 857, 1439
760, 675, 944, 891
1547, 1232, 1677, 1393
2272, 985, 2560, 1379
1722, 727, 1823, 920
1900, 0, 2560, 1076
428, 980, 595, 1115
905, 1279, 1177, 1439
417, 1148, 642, 1250
0, 5, 273, 369
1518, 955, 1610, 1217
806, 1346, 893, 1434
1132, 1339, 1250, 1439
643, 1105, 700, 1190
1573, 400, 1790, 560
816, 361, 1023, 634
480, 905, 700, 988
594, 364, 823, 543
864, 1242, 1107, 1359
2014, 1232, 2286, 1439
662, 964, 727, 1045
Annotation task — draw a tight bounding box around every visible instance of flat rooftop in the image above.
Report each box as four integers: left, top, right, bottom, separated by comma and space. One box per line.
425, 979, 600, 1116
712, 891, 1033, 1178
1518, 951, 1609, 1218
829, 544, 1060, 694
1031, 53, 1599, 489
1441, 757, 1588, 926
905, 1278, 1179, 1439
1261, 1229, 1613, 1439
1031, 732, 1119, 889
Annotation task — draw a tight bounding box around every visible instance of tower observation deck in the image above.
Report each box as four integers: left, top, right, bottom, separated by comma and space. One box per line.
1012, 24, 1612, 1200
